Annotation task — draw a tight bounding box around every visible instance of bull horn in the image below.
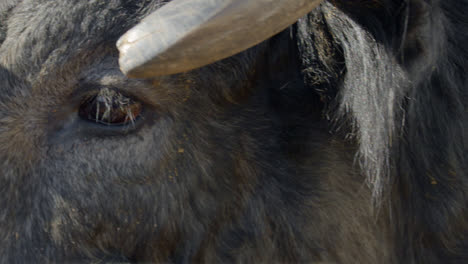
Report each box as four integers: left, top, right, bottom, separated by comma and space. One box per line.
117, 0, 323, 78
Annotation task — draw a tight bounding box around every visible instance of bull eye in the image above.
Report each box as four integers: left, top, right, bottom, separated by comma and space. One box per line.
78, 88, 142, 126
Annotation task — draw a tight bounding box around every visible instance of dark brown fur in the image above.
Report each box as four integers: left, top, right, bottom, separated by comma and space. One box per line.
0, 0, 467, 263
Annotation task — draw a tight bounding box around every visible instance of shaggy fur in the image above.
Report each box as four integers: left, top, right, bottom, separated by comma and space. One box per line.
0, 0, 466, 263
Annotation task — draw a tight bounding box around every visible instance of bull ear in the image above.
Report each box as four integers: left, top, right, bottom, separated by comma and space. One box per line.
117, 0, 323, 78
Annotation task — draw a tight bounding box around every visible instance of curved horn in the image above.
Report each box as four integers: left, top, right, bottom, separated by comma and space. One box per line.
117, 0, 323, 78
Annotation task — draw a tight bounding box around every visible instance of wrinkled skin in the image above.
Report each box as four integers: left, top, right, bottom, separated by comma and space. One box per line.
0, 0, 467, 263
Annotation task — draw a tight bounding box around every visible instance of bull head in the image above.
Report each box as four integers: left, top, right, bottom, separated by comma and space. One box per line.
117, 0, 323, 78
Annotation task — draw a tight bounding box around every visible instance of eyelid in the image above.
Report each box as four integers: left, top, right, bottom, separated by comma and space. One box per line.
72, 73, 164, 114
71, 83, 141, 105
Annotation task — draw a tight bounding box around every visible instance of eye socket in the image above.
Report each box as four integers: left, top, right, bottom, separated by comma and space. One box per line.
78, 88, 142, 126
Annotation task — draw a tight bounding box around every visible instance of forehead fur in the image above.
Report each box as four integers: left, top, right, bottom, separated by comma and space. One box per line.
0, 0, 163, 78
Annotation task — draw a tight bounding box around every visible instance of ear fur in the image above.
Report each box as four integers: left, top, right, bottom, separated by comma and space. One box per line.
297, 0, 468, 260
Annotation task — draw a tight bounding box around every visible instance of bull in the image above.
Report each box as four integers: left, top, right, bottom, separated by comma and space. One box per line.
0, 0, 467, 263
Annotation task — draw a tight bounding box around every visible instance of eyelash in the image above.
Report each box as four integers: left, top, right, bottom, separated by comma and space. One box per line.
78, 88, 143, 126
